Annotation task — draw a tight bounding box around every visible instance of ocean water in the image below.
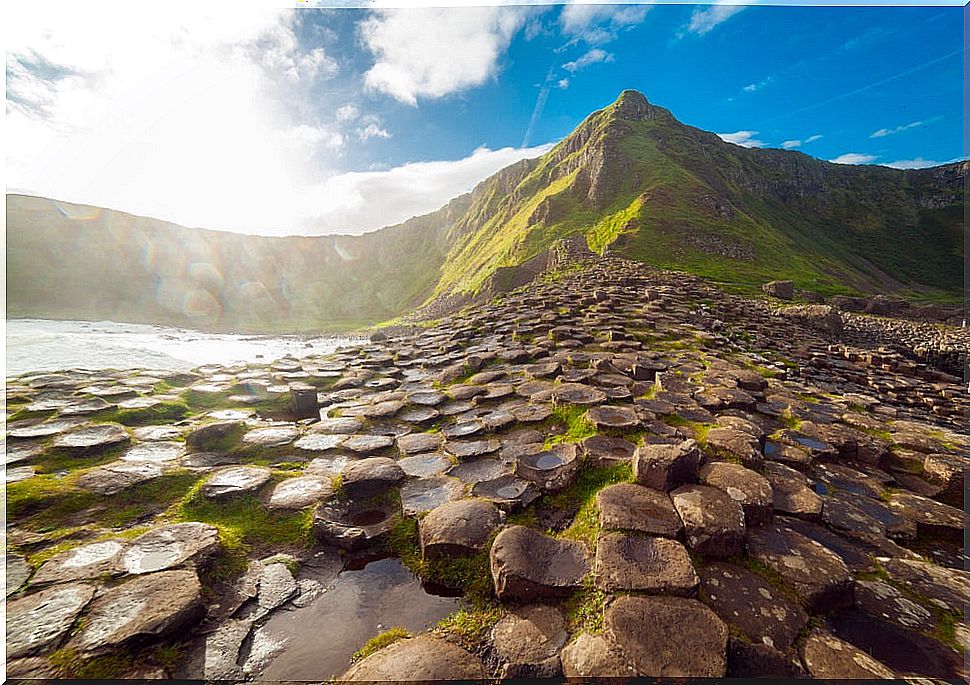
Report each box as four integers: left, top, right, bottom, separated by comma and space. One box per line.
5, 318, 359, 377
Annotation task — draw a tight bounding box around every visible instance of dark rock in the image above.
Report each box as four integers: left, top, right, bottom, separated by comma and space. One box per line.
341, 635, 485, 681
185, 420, 244, 451
727, 639, 806, 678
799, 628, 895, 678
879, 557, 970, 611
886, 490, 966, 541
490, 525, 588, 600
596, 483, 682, 537
698, 461, 772, 525
419, 498, 503, 560
633, 438, 704, 491
488, 604, 567, 678
762, 280, 794, 300
580, 434, 635, 466
341, 457, 404, 499
399, 475, 464, 516
671, 484, 746, 558
764, 461, 822, 520
313, 498, 400, 550
594, 532, 698, 594
560, 632, 632, 677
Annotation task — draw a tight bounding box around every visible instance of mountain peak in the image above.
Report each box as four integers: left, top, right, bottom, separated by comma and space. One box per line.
611, 89, 668, 121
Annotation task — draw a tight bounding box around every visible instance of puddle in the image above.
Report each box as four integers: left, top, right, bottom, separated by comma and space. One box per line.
252, 556, 459, 680
792, 434, 829, 451
763, 440, 780, 457
535, 453, 565, 470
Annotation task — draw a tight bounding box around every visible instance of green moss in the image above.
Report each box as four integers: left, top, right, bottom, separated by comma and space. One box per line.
153, 644, 183, 672
544, 404, 597, 448
7, 407, 58, 422
50, 647, 133, 679
563, 578, 607, 634
434, 604, 504, 651
779, 408, 802, 431
551, 463, 633, 548
116, 400, 189, 426
352, 627, 411, 662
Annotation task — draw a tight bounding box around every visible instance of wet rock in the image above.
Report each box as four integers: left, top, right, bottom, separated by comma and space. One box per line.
879, 557, 970, 611
746, 523, 853, 612
698, 562, 807, 650
33, 539, 126, 584
597, 483, 683, 537
586, 405, 639, 430
595, 532, 698, 594
633, 438, 704, 491
341, 457, 404, 499
488, 604, 567, 678
77, 461, 166, 495
185, 420, 244, 450
726, 640, 806, 678
799, 628, 895, 679
400, 475, 464, 516
72, 569, 202, 654
7, 553, 31, 596
515, 443, 580, 491
342, 635, 485, 681
6, 582, 95, 658
490, 525, 589, 600
199, 618, 252, 680
472, 475, 540, 511
51, 423, 129, 452
886, 490, 966, 540
255, 562, 297, 617
698, 461, 772, 525
764, 461, 822, 520
121, 522, 220, 574
419, 498, 503, 560
604, 595, 728, 677
855, 579, 935, 630
201, 465, 272, 499
313, 498, 399, 550
580, 434, 635, 466
671, 484, 746, 558
267, 476, 333, 510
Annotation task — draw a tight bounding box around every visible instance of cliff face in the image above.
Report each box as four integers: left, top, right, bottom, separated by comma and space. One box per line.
6, 90, 964, 331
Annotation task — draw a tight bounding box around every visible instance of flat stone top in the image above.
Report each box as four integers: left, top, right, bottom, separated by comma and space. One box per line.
122, 522, 220, 575
7, 582, 96, 659
490, 525, 589, 589
51, 423, 130, 449
342, 635, 485, 681
597, 483, 683, 537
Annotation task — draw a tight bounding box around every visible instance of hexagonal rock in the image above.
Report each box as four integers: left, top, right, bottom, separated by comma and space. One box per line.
581, 434, 635, 466
490, 526, 589, 601
560, 632, 632, 677
886, 491, 966, 541
698, 562, 807, 651
132, 425, 183, 441
698, 462, 773, 526
77, 461, 166, 496
292, 433, 345, 452
419, 498, 503, 560
533, 383, 607, 406
595, 532, 698, 594
671, 485, 746, 559
312, 416, 364, 434
704, 428, 763, 469
342, 635, 485, 681
446, 438, 502, 459
342, 434, 396, 453
121, 441, 185, 463
241, 425, 300, 448
51, 423, 130, 452
799, 629, 895, 679
922, 452, 966, 501
604, 595, 728, 677
746, 524, 853, 612
341, 457, 404, 499
764, 462, 822, 521
201, 466, 272, 499
633, 439, 704, 492
821, 490, 913, 540
400, 476, 464, 516
33, 539, 126, 584
396, 432, 444, 455
185, 420, 244, 450
879, 557, 970, 611
120, 522, 220, 575
72, 569, 203, 655
597, 483, 682, 538
472, 475, 541, 512
267, 476, 333, 510
516, 443, 580, 491
586, 405, 639, 430
9, 418, 86, 439
6, 582, 95, 658
488, 604, 567, 678
855, 580, 935, 630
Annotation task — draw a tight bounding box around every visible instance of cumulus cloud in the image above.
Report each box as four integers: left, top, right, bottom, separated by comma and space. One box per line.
356, 116, 391, 141
716, 130, 765, 148
829, 153, 877, 165
335, 104, 359, 122
563, 49, 614, 73
870, 120, 924, 138
301, 143, 554, 235
559, 3, 650, 44
781, 134, 822, 149
359, 7, 530, 105
557, 78, 570, 89
685, 3, 746, 36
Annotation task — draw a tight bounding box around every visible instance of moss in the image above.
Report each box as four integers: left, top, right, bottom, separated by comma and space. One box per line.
352, 627, 411, 662
779, 408, 802, 431
31, 442, 130, 475
434, 603, 504, 651
153, 644, 183, 672
563, 578, 607, 634
544, 404, 596, 448
552, 463, 633, 548
8, 407, 59, 422
49, 647, 133, 679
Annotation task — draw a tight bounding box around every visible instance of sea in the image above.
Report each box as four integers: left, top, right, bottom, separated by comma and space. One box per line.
4, 318, 359, 378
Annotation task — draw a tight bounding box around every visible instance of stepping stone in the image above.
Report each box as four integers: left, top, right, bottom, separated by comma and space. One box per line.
132, 425, 183, 441
886, 491, 966, 540
782, 517, 877, 573
746, 524, 853, 612
254, 562, 297, 618
633, 439, 704, 492
342, 635, 485, 681
33, 540, 126, 584
341, 434, 395, 453
447, 457, 506, 484
51, 423, 129, 452
763, 441, 812, 469
560, 632, 631, 678
698, 562, 807, 651
360, 400, 404, 418
698, 462, 773, 526
472, 475, 540, 512
516, 443, 580, 491
604, 595, 728, 677
7, 554, 31, 596
59, 398, 115, 416
419, 498, 503, 560
702, 428, 763, 469
490, 525, 589, 600
764, 462, 822, 520
408, 390, 446, 406
446, 438, 501, 459
293, 433, 346, 452
121, 441, 185, 463
595, 532, 698, 594
879, 557, 970, 611
314, 498, 400, 550
180, 452, 239, 469
398, 453, 451, 477
6, 466, 36, 482
799, 629, 895, 679
121, 522, 220, 574
72, 569, 202, 654
241, 426, 300, 448
77, 461, 166, 495
396, 432, 443, 455
671, 485, 746, 558
202, 466, 272, 499
586, 405, 639, 430
511, 403, 553, 423
400, 476, 464, 516
581, 434, 635, 466
305, 455, 353, 478
397, 406, 440, 423
185, 421, 245, 450
7, 582, 95, 658
267, 476, 333, 510
822, 490, 914, 540
489, 604, 568, 678
443, 421, 483, 439
855, 580, 935, 630
341, 457, 404, 499
312, 416, 364, 434
596, 483, 682, 538
9, 418, 87, 439
922, 452, 967, 501
5, 441, 45, 465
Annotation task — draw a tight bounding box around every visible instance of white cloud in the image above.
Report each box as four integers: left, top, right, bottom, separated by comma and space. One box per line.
805, 134, 823, 144
685, 3, 746, 36
359, 7, 529, 105
870, 120, 924, 138
883, 157, 944, 169
830, 153, 877, 165
357, 116, 392, 141
716, 130, 765, 148
300, 143, 554, 235
559, 3, 650, 44
336, 104, 359, 122
563, 49, 614, 73
557, 78, 570, 89
742, 76, 773, 93
781, 133, 822, 149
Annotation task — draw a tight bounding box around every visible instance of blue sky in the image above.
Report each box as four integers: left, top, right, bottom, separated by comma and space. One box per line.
6, 1, 965, 236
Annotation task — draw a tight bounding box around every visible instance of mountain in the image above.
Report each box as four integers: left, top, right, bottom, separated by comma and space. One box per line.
6, 90, 964, 332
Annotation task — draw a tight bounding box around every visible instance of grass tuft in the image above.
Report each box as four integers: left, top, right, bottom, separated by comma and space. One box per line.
352, 627, 410, 662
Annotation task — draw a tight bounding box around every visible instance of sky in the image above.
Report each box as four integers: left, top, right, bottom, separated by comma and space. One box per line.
5, 1, 966, 236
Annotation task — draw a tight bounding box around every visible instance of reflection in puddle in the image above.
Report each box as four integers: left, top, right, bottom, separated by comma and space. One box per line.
253, 556, 459, 680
